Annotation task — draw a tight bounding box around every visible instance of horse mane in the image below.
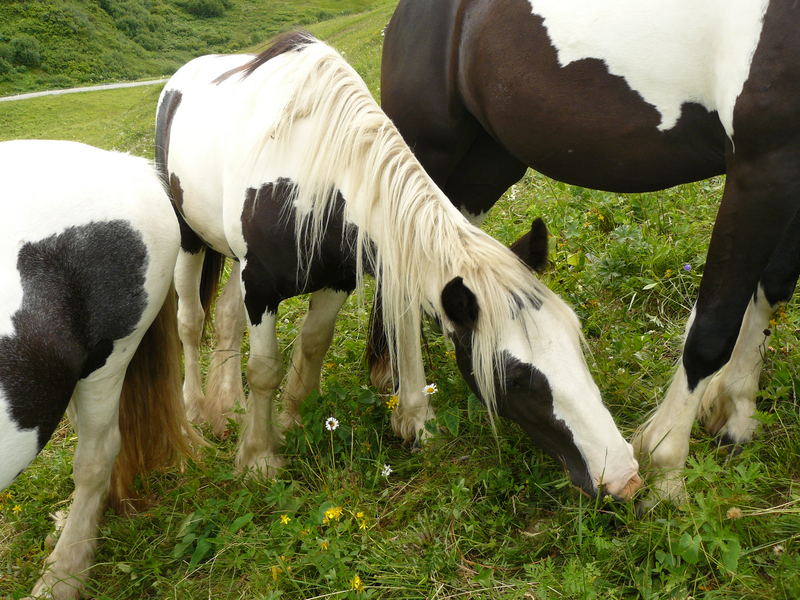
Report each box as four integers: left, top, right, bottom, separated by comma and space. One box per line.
250, 38, 582, 418
212, 30, 314, 85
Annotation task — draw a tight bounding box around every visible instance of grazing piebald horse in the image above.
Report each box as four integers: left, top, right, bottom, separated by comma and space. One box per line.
379, 0, 800, 501
156, 32, 642, 501
0, 140, 195, 599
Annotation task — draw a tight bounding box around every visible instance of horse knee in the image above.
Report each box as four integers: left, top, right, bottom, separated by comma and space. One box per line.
247, 356, 282, 393
177, 302, 204, 342
683, 319, 739, 389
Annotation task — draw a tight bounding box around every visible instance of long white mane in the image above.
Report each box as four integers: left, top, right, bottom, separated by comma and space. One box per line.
245, 34, 581, 416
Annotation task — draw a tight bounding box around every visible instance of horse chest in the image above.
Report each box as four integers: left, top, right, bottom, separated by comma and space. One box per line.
525, 0, 770, 137
238, 178, 358, 320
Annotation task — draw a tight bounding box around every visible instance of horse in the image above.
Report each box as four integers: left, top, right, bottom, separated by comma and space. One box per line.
379, 0, 800, 502
0, 140, 196, 599
155, 31, 642, 502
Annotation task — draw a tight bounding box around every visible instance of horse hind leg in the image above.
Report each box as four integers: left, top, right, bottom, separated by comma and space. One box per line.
205, 261, 246, 435
280, 288, 348, 430
174, 248, 208, 424
30, 374, 125, 600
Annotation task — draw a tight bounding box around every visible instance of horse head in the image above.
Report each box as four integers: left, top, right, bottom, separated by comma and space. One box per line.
440, 218, 642, 501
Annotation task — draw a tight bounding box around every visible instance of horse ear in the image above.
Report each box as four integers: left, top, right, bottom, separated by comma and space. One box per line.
441, 276, 479, 330
510, 217, 549, 273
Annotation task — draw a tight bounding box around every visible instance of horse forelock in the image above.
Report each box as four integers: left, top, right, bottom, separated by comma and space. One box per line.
253, 37, 581, 421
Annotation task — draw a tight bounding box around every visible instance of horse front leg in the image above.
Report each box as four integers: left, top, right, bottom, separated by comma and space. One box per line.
634, 148, 800, 504
205, 261, 246, 435
235, 311, 284, 476
280, 288, 348, 430
700, 208, 800, 445
391, 311, 435, 444
174, 248, 207, 424
30, 376, 124, 600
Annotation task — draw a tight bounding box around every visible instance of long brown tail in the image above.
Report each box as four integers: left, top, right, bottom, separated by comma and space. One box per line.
199, 249, 225, 332
109, 284, 204, 512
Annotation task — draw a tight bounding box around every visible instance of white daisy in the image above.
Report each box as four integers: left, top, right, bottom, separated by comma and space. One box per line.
324, 416, 339, 431
422, 383, 438, 395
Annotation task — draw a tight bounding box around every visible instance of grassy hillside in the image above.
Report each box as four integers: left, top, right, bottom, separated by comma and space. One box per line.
1, 2, 799, 599
0, 0, 381, 95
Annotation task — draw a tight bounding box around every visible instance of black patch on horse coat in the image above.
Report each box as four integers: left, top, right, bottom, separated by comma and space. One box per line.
0, 221, 148, 450
213, 30, 315, 85
382, 0, 727, 213
154, 88, 205, 254
240, 178, 358, 324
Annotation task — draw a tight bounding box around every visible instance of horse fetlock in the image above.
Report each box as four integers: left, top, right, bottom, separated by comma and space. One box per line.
391, 404, 435, 443
182, 388, 206, 425
719, 409, 758, 445
30, 559, 85, 600
632, 420, 688, 472
368, 356, 393, 393
235, 446, 284, 477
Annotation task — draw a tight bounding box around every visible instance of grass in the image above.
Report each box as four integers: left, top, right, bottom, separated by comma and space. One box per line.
0, 0, 384, 96
1, 1, 799, 598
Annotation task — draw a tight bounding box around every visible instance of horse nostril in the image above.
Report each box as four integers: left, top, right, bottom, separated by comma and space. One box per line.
617, 473, 643, 501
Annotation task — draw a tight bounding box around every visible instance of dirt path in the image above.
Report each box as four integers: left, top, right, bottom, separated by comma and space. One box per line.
0, 78, 169, 103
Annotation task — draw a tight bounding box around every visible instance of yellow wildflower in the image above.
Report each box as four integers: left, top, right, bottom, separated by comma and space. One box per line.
271, 565, 281, 581
355, 511, 364, 519
323, 506, 343, 524
359, 520, 368, 531
386, 395, 400, 411
279, 514, 291, 525
352, 574, 365, 592
12, 505, 22, 513
319, 539, 329, 550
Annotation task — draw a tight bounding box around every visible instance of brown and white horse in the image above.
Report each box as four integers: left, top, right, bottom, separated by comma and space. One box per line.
379, 0, 800, 502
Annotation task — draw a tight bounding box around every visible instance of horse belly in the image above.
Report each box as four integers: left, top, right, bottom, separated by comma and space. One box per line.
457, 0, 767, 191
0, 396, 38, 490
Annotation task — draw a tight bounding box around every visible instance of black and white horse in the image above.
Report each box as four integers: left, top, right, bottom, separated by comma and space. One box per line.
0, 140, 195, 599
380, 0, 800, 502
156, 32, 641, 501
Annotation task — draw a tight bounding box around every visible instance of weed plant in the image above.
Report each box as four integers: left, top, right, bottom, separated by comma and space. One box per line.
0, 2, 798, 598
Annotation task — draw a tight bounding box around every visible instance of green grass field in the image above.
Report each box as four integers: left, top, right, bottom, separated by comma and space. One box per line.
1, 1, 799, 598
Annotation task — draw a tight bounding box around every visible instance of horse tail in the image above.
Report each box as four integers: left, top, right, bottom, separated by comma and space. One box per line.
199, 248, 225, 332
366, 287, 394, 392
109, 284, 203, 512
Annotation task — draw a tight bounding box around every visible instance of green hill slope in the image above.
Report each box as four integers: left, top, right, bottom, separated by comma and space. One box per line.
0, 0, 381, 95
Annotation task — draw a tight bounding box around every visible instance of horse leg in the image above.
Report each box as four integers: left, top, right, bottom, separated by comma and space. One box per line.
391, 311, 435, 444
235, 310, 284, 475
634, 148, 800, 504
205, 261, 246, 435
30, 375, 124, 600
280, 289, 348, 430
700, 209, 800, 444
174, 248, 207, 424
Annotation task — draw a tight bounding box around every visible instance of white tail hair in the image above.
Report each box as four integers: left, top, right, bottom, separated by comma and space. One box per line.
245, 35, 582, 419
